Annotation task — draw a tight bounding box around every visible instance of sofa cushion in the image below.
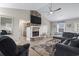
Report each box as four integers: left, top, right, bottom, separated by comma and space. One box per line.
70, 39, 79, 48
62, 32, 77, 38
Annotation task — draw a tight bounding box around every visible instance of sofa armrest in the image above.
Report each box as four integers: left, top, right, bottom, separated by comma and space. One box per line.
17, 43, 30, 56
55, 43, 79, 54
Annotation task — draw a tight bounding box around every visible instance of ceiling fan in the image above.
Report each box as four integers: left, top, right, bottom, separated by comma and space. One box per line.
48, 3, 61, 14
38, 3, 62, 15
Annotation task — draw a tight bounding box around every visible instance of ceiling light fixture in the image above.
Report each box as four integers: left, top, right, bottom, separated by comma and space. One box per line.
38, 0, 62, 15
48, 2, 61, 14
50, 11, 53, 14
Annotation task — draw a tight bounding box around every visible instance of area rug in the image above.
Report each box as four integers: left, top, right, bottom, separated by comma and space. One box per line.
31, 40, 54, 56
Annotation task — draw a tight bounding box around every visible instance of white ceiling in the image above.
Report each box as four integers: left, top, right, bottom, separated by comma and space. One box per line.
45, 3, 79, 22
38, 3, 79, 22
0, 3, 79, 22
0, 3, 47, 10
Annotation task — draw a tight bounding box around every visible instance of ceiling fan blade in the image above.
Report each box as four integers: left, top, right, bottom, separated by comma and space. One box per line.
53, 8, 61, 12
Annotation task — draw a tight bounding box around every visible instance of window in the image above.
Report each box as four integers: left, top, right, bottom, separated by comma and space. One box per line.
0, 16, 13, 34
57, 22, 65, 33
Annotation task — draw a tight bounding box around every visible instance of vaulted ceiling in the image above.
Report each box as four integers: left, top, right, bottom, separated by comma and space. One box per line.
0, 3, 47, 10
0, 3, 79, 22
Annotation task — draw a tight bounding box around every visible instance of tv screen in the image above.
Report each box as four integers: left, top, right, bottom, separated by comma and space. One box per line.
31, 15, 41, 24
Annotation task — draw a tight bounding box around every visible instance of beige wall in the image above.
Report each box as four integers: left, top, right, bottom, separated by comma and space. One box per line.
0, 8, 51, 44
41, 15, 51, 35
0, 8, 30, 44
50, 18, 79, 35
65, 19, 79, 33
50, 22, 57, 35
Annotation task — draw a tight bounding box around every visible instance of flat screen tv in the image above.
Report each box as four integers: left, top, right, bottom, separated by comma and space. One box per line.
31, 15, 41, 24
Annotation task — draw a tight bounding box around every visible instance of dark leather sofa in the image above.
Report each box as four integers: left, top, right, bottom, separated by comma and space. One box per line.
53, 32, 78, 43
54, 43, 79, 56
0, 30, 7, 35
62, 32, 78, 38
0, 36, 30, 56
53, 32, 79, 56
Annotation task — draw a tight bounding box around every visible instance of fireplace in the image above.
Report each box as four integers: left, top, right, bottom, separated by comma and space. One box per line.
32, 31, 39, 37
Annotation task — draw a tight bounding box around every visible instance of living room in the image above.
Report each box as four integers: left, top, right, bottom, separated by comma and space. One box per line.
0, 3, 79, 56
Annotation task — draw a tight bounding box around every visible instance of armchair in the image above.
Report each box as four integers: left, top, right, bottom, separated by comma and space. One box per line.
0, 36, 30, 56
